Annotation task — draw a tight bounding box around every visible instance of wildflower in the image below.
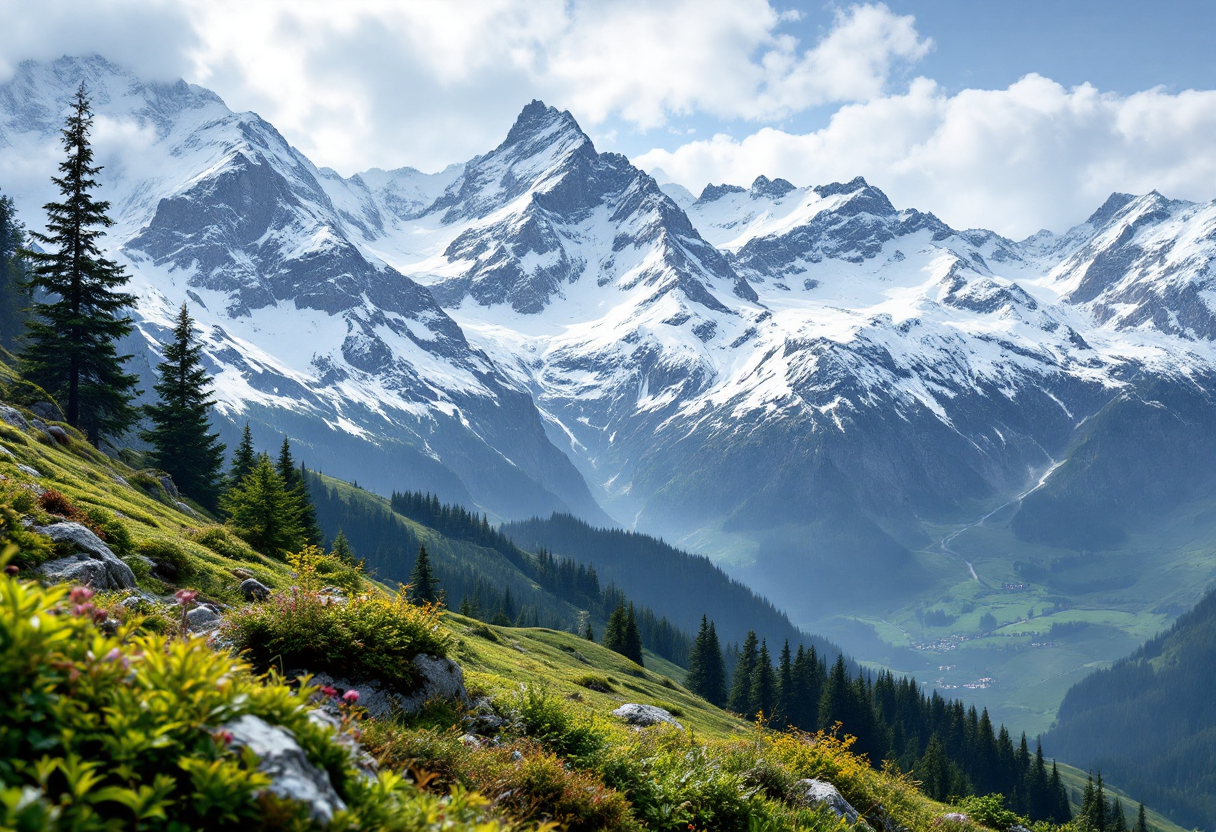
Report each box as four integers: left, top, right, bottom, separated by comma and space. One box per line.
93, 608, 107, 623
320, 686, 338, 698
342, 689, 360, 704
70, 586, 95, 603
4, 565, 18, 575
104, 647, 121, 662
214, 730, 234, 745
175, 589, 198, 605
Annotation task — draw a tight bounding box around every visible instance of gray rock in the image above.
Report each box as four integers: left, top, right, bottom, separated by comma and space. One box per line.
27, 420, 57, 444
941, 813, 969, 824
37, 554, 110, 590
0, 444, 13, 457
611, 703, 683, 729
186, 606, 222, 631
29, 402, 63, 423
239, 578, 271, 601
174, 500, 200, 517
17, 464, 41, 478
308, 654, 470, 720
0, 406, 28, 431
798, 779, 862, 825
44, 425, 69, 445
159, 475, 180, 499
220, 714, 346, 823
35, 522, 136, 589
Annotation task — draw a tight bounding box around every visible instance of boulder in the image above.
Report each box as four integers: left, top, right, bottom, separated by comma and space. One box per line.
29, 402, 64, 423
17, 464, 41, 478
37, 554, 110, 590
174, 501, 200, 517
0, 444, 13, 457
159, 475, 180, 499
611, 703, 683, 729
44, 425, 69, 445
220, 714, 346, 823
239, 578, 271, 601
308, 654, 470, 719
798, 779, 862, 825
186, 606, 223, 632
941, 814, 969, 824
0, 405, 28, 431
35, 522, 136, 590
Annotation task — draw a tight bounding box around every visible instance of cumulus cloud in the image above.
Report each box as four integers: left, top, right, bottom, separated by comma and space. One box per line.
638, 75, 1216, 238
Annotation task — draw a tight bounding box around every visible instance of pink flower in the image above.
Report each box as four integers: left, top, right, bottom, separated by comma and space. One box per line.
175, 589, 198, 605
214, 730, 233, 745
70, 586, 95, 603
92, 609, 107, 623
4, 565, 18, 576
342, 690, 360, 704
320, 686, 338, 698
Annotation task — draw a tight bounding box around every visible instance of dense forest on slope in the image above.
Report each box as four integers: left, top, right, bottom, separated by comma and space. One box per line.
502, 512, 842, 660
1044, 587, 1216, 829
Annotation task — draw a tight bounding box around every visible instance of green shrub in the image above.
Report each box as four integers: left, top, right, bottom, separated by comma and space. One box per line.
573, 674, 616, 693
136, 537, 195, 580
957, 794, 1024, 831
0, 494, 50, 568
501, 685, 606, 762
225, 548, 447, 692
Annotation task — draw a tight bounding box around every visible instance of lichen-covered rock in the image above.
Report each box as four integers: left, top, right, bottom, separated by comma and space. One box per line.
798, 779, 862, 825
186, 606, 222, 632
44, 425, 69, 445
0, 405, 28, 431
17, 464, 41, 478
35, 522, 136, 589
239, 578, 271, 601
611, 703, 683, 729
220, 714, 346, 823
37, 554, 111, 590
159, 475, 180, 499
29, 401, 63, 423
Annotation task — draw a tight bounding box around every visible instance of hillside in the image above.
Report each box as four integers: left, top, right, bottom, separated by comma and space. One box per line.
1044, 587, 1216, 829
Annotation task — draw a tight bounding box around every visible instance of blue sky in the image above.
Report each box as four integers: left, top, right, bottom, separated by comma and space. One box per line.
2, 0, 1215, 236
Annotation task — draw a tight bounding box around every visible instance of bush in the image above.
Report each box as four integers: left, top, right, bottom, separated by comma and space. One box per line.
957, 794, 1024, 831
36, 489, 106, 538
501, 685, 606, 762
573, 674, 616, 693
136, 537, 195, 581
225, 548, 447, 692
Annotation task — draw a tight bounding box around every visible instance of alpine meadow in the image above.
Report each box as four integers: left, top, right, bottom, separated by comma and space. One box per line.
0, 3, 1214, 831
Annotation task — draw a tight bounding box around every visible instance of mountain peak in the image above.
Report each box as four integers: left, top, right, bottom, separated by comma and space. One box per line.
503, 99, 586, 148
749, 175, 796, 200
1085, 192, 1137, 227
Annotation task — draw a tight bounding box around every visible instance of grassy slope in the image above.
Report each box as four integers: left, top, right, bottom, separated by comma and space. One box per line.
0, 404, 1191, 832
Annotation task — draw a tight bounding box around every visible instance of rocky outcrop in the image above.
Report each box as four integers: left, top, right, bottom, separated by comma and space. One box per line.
307, 654, 470, 720
610, 703, 683, 729
35, 522, 136, 590
798, 779, 861, 825
220, 714, 346, 823
239, 578, 271, 600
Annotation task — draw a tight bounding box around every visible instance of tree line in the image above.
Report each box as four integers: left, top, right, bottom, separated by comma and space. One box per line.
684, 617, 1072, 823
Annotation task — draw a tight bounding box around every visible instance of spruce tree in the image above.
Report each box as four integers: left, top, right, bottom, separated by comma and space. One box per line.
749, 639, 776, 720
0, 190, 30, 351
276, 438, 322, 545
141, 304, 225, 509
623, 603, 643, 666
230, 422, 256, 485
819, 654, 851, 731
729, 631, 759, 714
408, 544, 440, 604
21, 84, 138, 443
686, 615, 727, 705
603, 603, 628, 654
330, 529, 354, 563
583, 620, 594, 641
1134, 803, 1148, 832
775, 640, 793, 725
221, 453, 302, 555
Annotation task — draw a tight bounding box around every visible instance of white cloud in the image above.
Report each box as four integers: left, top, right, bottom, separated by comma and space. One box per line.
637, 75, 1216, 238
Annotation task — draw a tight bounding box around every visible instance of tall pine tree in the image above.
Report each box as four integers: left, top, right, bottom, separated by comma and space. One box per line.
0, 189, 30, 351
21, 84, 138, 443
686, 615, 727, 705
221, 453, 302, 556
141, 304, 225, 509
276, 437, 322, 545
623, 603, 644, 666
729, 631, 760, 714
229, 422, 256, 485
408, 544, 440, 604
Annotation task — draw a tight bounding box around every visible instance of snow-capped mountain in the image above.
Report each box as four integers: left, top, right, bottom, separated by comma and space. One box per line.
0, 56, 604, 522
5, 56, 1216, 617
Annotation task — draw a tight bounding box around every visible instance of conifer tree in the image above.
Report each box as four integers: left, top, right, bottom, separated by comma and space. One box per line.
330, 529, 354, 563
21, 84, 139, 443
729, 631, 759, 713
583, 620, 594, 641
230, 422, 256, 485
1134, 803, 1148, 832
918, 733, 951, 801
1111, 797, 1127, 832
603, 602, 627, 653
276, 438, 322, 545
141, 304, 225, 509
221, 453, 302, 555
686, 615, 727, 705
0, 190, 30, 351
623, 603, 643, 666
775, 639, 793, 725
408, 544, 440, 604
818, 654, 851, 731
749, 639, 776, 720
